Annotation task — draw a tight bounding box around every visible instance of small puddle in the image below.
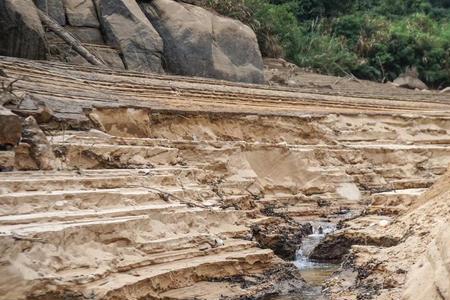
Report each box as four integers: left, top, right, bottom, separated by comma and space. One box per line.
268, 222, 339, 300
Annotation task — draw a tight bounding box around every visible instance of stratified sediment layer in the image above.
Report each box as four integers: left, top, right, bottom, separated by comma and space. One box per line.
1, 56, 450, 300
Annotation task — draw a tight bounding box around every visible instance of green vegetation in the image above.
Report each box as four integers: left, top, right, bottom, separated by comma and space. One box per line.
206, 0, 450, 88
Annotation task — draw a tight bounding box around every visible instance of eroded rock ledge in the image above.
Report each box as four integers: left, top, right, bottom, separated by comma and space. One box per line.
1, 57, 450, 300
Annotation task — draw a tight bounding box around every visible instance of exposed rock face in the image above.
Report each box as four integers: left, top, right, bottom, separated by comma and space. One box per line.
3, 57, 450, 299
96, 0, 164, 73
252, 217, 312, 260
324, 169, 450, 299
403, 222, 450, 300
309, 216, 400, 261
0, 106, 22, 147
141, 0, 265, 84
0, 0, 48, 59
35, 0, 67, 25
2, 0, 263, 83
66, 26, 104, 44
63, 0, 100, 27
18, 116, 56, 170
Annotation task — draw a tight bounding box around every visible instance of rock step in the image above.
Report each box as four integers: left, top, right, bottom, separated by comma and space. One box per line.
80, 247, 275, 300
371, 188, 425, 206
0, 209, 247, 240
366, 205, 408, 216
0, 186, 216, 215
0, 173, 179, 193
54, 132, 450, 148
360, 178, 435, 191
51, 132, 323, 148
0, 203, 190, 225
258, 194, 322, 208
217, 179, 257, 195
159, 281, 246, 300
367, 188, 425, 215
347, 144, 450, 150
53, 143, 180, 168
0, 167, 195, 177
136, 231, 250, 254
62, 239, 258, 285
274, 203, 362, 217
390, 178, 435, 190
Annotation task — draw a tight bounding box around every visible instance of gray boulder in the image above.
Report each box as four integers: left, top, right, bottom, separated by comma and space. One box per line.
0, 0, 48, 60
141, 0, 265, 84
64, 0, 100, 27
440, 87, 450, 94
96, 0, 164, 73
35, 0, 66, 25
66, 26, 104, 44
393, 66, 428, 90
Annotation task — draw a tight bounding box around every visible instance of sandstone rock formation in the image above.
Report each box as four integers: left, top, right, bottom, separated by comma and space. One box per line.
17, 116, 56, 170
0, 0, 48, 59
1, 56, 450, 300
403, 221, 450, 300
322, 167, 450, 299
0, 106, 21, 171
141, 0, 265, 83
96, 0, 164, 73
0, 106, 22, 147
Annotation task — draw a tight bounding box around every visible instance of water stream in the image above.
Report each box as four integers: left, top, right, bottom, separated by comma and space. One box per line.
268, 222, 339, 300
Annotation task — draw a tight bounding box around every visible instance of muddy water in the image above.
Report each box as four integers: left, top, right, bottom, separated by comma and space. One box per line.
270, 222, 339, 300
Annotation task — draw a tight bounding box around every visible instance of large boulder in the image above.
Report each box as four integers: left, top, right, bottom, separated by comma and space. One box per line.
63, 0, 100, 27
141, 0, 265, 84
393, 66, 428, 90
35, 0, 67, 25
0, 0, 48, 60
96, 0, 164, 73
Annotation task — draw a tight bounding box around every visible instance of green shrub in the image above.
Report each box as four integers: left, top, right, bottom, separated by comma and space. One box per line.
205, 0, 450, 87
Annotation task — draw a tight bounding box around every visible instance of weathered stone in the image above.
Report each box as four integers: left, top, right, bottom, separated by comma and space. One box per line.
66, 26, 104, 44
0, 106, 22, 147
0, 0, 48, 59
20, 116, 56, 170
251, 217, 311, 260
310, 228, 399, 262
35, 0, 66, 25
393, 67, 428, 90
95, 47, 125, 68
440, 87, 450, 94
14, 142, 39, 170
403, 222, 450, 300
47, 43, 125, 68
64, 0, 100, 27
96, 0, 164, 73
141, 0, 265, 84
0, 151, 15, 171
